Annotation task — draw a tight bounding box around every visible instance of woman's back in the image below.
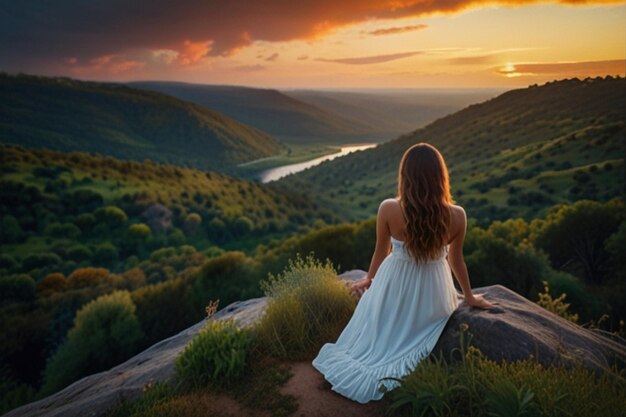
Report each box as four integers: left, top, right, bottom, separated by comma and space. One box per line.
312, 142, 494, 404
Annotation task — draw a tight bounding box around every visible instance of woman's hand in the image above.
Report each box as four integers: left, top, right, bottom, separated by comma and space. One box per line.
465, 293, 495, 309
350, 277, 372, 298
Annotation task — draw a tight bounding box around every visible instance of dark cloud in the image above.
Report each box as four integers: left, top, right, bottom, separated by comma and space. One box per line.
265, 53, 279, 62
0, 0, 621, 73
367, 24, 428, 36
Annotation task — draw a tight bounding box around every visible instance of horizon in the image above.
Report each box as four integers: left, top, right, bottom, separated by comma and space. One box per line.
1, 1, 624, 89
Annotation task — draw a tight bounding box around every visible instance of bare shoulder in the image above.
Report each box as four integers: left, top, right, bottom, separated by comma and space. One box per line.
448, 204, 467, 240
448, 204, 466, 221
379, 198, 401, 212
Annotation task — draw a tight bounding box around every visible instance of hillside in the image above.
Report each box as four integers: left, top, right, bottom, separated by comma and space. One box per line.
286, 88, 501, 136
0, 145, 337, 276
0, 74, 283, 173
6, 275, 625, 417
129, 81, 380, 144
276, 77, 626, 222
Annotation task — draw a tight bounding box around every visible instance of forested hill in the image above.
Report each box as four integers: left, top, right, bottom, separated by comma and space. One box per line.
129, 81, 378, 143
0, 74, 283, 173
277, 77, 626, 222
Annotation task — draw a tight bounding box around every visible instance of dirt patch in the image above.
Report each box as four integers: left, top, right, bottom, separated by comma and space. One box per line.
279, 361, 390, 417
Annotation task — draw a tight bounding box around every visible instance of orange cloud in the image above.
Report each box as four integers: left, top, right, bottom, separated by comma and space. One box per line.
498, 59, 626, 77
367, 24, 428, 36
3, 0, 623, 73
317, 51, 423, 65
67, 54, 145, 75
176, 40, 212, 65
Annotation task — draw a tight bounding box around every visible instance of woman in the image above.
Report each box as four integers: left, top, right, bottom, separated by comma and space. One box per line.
312, 142, 494, 404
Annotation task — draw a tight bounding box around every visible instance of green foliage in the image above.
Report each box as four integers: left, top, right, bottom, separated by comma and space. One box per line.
0, 274, 35, 302
42, 291, 143, 395
44, 222, 81, 239
465, 229, 547, 297
385, 327, 626, 417
256, 254, 356, 359
175, 318, 253, 389
278, 77, 625, 221
191, 252, 261, 313
95, 206, 128, 227
532, 199, 624, 284
536, 280, 579, 323
132, 276, 198, 346
104, 382, 177, 417
0, 73, 282, 172
0, 377, 37, 415
0, 216, 24, 243
384, 354, 465, 417
128, 223, 152, 240
93, 242, 120, 265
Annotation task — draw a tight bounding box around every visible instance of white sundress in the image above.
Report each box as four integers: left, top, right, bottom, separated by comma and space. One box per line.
312, 236, 462, 404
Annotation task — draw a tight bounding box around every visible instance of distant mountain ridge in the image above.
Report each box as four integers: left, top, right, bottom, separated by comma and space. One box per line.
0, 74, 283, 173
278, 77, 626, 221
129, 81, 382, 143
286, 89, 502, 136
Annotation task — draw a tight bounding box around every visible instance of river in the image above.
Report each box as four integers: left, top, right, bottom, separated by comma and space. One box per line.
258, 144, 377, 183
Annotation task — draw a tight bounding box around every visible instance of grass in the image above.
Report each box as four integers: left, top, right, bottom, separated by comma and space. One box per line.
104, 255, 626, 417
255, 254, 357, 359
277, 77, 625, 223
384, 326, 626, 417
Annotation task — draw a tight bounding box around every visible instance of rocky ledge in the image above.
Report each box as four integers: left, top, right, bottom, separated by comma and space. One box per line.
7, 270, 625, 417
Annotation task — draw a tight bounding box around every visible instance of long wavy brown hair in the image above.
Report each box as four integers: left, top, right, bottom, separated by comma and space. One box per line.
397, 143, 453, 263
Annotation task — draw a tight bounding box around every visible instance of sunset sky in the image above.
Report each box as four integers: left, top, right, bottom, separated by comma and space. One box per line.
1, 1, 624, 88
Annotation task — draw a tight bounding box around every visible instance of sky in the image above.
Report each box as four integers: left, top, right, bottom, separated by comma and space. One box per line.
0, 1, 624, 89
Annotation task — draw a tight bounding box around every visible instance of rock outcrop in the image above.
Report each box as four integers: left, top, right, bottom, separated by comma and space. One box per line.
7, 270, 625, 417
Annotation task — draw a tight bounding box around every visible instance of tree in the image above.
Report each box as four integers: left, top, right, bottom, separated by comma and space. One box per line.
41, 291, 143, 395
532, 199, 624, 284
128, 223, 151, 241
183, 213, 202, 235
0, 216, 24, 243
0, 274, 35, 302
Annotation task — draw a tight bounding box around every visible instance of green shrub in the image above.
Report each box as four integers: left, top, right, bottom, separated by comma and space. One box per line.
175, 318, 253, 389
66, 244, 93, 262
384, 327, 626, 417
0, 274, 35, 302
191, 252, 260, 313
93, 242, 119, 265
255, 254, 356, 360
536, 280, 579, 323
129, 223, 152, 240
44, 222, 81, 239
42, 290, 143, 395
0, 215, 24, 243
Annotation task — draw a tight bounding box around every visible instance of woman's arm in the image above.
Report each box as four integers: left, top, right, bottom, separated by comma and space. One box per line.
350, 200, 392, 296
447, 206, 494, 309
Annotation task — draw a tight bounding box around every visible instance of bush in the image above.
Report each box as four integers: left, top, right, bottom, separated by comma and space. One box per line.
536, 281, 579, 323
132, 276, 198, 346
255, 255, 356, 360
175, 317, 253, 389
42, 291, 144, 395
191, 252, 260, 314
93, 242, 119, 265
0, 216, 24, 243
66, 245, 93, 262
22, 252, 62, 271
385, 327, 626, 417
128, 223, 151, 240
44, 222, 81, 239
0, 274, 36, 302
